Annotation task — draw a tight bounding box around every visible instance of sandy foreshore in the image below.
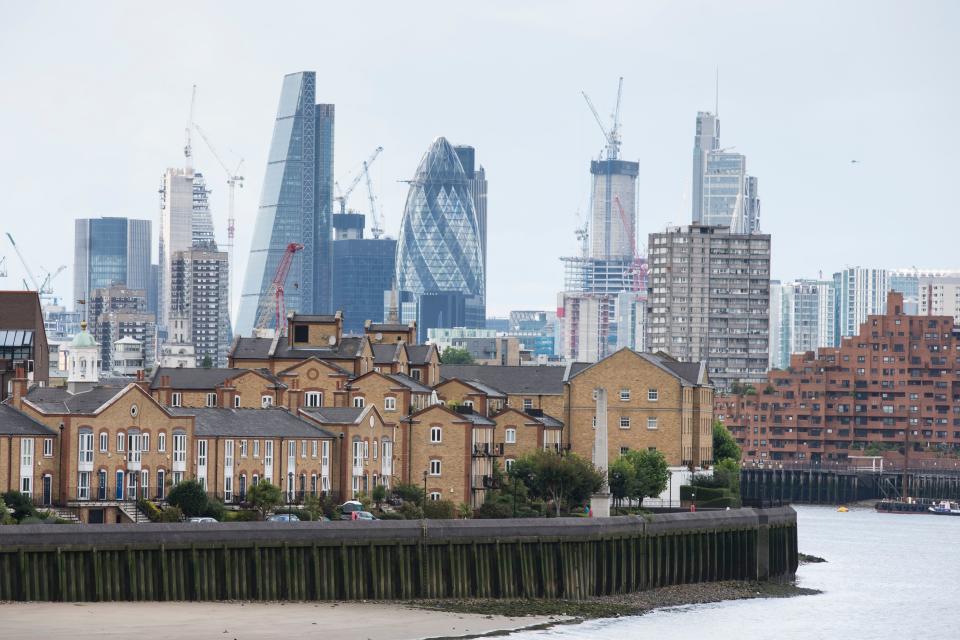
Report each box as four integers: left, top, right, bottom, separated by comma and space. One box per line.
0, 601, 565, 640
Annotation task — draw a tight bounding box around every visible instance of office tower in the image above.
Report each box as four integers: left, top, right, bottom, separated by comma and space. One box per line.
454, 145, 488, 312
917, 273, 960, 322
887, 268, 960, 316
590, 157, 638, 260
147, 264, 159, 316
691, 111, 760, 233
191, 172, 216, 247
87, 285, 156, 372
73, 217, 151, 311
647, 224, 771, 389
169, 247, 231, 367
331, 213, 397, 335
158, 168, 195, 329
395, 137, 485, 335
833, 267, 889, 342
237, 71, 335, 336
770, 279, 836, 369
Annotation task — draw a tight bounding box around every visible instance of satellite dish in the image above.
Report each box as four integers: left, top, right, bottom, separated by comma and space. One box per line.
375, 332, 383, 341
328, 335, 336, 346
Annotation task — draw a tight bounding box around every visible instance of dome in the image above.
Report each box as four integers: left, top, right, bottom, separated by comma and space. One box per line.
70, 322, 98, 348
395, 137, 484, 297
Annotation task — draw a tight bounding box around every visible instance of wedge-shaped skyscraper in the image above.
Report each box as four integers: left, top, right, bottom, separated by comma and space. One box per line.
236, 71, 334, 336
395, 137, 485, 332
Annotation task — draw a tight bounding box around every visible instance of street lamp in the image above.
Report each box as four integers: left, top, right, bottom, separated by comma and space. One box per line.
422, 469, 428, 518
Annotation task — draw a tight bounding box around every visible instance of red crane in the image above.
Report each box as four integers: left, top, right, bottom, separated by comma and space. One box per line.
255, 242, 303, 336
613, 195, 648, 295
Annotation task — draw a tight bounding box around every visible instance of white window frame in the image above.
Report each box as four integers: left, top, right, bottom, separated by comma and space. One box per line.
158, 432, 166, 453
353, 396, 365, 408
505, 428, 516, 444
304, 391, 322, 408
43, 438, 53, 457
311, 440, 318, 458
373, 439, 378, 460
234, 395, 241, 408
522, 398, 533, 410
620, 389, 631, 401
429, 492, 441, 501
430, 426, 442, 443
173, 433, 187, 464
429, 459, 441, 476
99, 432, 108, 453
384, 397, 397, 412
241, 440, 248, 458
648, 388, 659, 402
171, 392, 182, 407
206, 392, 217, 408
141, 433, 150, 453
253, 440, 260, 458
116, 431, 125, 452
647, 417, 658, 430
619, 416, 631, 429
261, 395, 273, 408
505, 458, 515, 472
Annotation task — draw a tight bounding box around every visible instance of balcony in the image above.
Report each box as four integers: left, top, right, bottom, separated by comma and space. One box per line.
472, 442, 503, 457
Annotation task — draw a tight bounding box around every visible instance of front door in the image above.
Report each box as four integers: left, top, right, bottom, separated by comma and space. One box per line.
42, 476, 52, 506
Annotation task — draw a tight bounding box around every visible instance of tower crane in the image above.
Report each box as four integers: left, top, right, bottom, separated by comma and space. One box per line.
254, 242, 303, 337
582, 77, 624, 160
613, 196, 647, 295
334, 146, 383, 218
363, 155, 385, 239
185, 85, 196, 171
0, 256, 7, 278
6, 233, 65, 301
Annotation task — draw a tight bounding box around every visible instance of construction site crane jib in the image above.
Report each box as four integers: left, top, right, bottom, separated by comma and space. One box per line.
255, 242, 303, 336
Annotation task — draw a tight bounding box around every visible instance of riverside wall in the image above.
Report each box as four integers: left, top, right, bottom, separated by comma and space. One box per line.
741, 467, 960, 505
0, 507, 797, 602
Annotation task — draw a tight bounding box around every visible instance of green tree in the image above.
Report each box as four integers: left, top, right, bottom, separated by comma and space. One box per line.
0, 498, 14, 524
457, 502, 473, 519
393, 483, 425, 507
627, 449, 670, 500
513, 450, 603, 516
1, 491, 36, 522
440, 347, 474, 364
247, 481, 283, 519
423, 499, 456, 519
166, 480, 208, 517
371, 484, 387, 510
712, 421, 741, 463
713, 458, 741, 495
608, 457, 637, 508
201, 356, 213, 369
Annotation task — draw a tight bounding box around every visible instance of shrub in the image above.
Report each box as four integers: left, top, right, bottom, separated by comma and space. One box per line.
457, 502, 473, 519
273, 507, 312, 521
398, 502, 423, 519
393, 483, 425, 507
476, 500, 512, 519
222, 509, 258, 522
137, 498, 163, 523
371, 484, 387, 509
1, 491, 37, 522
203, 499, 226, 521
423, 499, 456, 519
0, 498, 14, 524
247, 481, 283, 519
378, 511, 405, 520
159, 506, 183, 522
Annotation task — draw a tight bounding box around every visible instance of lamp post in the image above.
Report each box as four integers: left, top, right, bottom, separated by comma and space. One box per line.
422, 470, 428, 518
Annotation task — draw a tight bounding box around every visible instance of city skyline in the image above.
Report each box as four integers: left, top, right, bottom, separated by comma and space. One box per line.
1, 2, 958, 319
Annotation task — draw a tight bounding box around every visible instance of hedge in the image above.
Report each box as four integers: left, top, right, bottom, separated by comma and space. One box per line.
680, 485, 727, 501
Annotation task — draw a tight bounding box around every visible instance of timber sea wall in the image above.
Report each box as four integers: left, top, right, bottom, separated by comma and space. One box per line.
741, 467, 960, 505
0, 507, 797, 602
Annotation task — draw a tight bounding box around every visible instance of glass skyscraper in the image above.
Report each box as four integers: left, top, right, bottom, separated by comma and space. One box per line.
395, 137, 485, 331
332, 230, 397, 335
691, 111, 760, 233
236, 71, 334, 336
73, 217, 151, 309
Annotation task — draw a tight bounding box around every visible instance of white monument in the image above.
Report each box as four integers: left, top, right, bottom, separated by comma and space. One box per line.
590, 387, 612, 517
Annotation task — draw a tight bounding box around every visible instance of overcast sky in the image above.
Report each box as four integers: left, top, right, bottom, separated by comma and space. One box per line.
1, 1, 957, 318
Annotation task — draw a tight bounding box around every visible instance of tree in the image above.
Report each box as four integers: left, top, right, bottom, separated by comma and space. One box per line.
513, 450, 603, 516
608, 457, 637, 508
423, 499, 456, 519
627, 449, 669, 500
166, 480, 208, 517
201, 355, 213, 369
712, 421, 741, 463
371, 484, 387, 510
247, 481, 283, 519
1, 491, 36, 522
440, 347, 474, 365
393, 483, 425, 507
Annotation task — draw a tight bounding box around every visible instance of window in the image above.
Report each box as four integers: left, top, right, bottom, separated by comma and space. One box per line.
384, 397, 397, 412
430, 426, 442, 443
363, 440, 369, 460
253, 440, 261, 458
141, 470, 149, 499
77, 472, 89, 500
311, 440, 318, 458
353, 397, 365, 408
301, 440, 307, 458
234, 395, 241, 408
171, 392, 182, 407
373, 440, 379, 460
157, 470, 165, 500
206, 393, 217, 407
43, 438, 53, 457
261, 395, 273, 408
238, 474, 246, 500
173, 433, 186, 463
505, 428, 517, 444
158, 432, 166, 453
264, 441, 273, 467
294, 324, 308, 342
429, 459, 442, 476
411, 369, 421, 381
304, 391, 322, 408
619, 389, 631, 401
116, 432, 125, 452
648, 389, 659, 401
310, 474, 318, 495
619, 416, 631, 429
252, 474, 260, 487
21, 438, 34, 467
505, 458, 515, 472
523, 398, 533, 410
99, 432, 108, 452
647, 417, 658, 430
141, 433, 150, 453
197, 440, 207, 467
241, 440, 248, 458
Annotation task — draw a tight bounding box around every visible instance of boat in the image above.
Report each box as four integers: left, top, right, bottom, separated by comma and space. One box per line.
837, 506, 849, 513
928, 501, 960, 516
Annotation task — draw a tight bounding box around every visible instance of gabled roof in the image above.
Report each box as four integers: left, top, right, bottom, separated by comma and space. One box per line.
372, 343, 402, 365
566, 348, 710, 388
275, 356, 352, 377
0, 403, 57, 436
367, 322, 413, 332
22, 383, 177, 417
405, 344, 437, 366
439, 364, 568, 395
387, 373, 432, 394
168, 407, 335, 439
230, 337, 273, 360
150, 367, 239, 390
491, 406, 564, 429
435, 377, 507, 399
409, 403, 495, 426
273, 336, 365, 360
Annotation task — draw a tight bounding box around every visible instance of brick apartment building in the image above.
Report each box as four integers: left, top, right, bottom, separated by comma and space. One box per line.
716, 292, 960, 465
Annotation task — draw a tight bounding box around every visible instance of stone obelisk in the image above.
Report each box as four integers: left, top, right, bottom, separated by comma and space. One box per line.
590, 387, 611, 517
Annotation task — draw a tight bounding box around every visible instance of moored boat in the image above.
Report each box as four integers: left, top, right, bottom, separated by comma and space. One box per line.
928, 500, 960, 516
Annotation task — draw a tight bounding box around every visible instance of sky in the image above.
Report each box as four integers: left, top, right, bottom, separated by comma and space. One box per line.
1, 1, 957, 318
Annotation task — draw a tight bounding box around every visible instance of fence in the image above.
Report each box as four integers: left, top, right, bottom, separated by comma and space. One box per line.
0, 507, 796, 602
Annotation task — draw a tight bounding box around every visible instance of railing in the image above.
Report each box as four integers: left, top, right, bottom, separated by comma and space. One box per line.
742, 459, 960, 474
471, 443, 503, 457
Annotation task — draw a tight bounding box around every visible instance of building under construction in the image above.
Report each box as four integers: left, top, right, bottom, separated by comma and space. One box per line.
556, 79, 647, 362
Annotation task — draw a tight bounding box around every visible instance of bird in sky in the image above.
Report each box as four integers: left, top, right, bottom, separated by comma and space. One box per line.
850, 160, 860, 164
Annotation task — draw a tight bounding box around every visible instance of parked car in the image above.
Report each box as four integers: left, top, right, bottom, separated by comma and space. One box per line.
187, 517, 218, 523
340, 500, 363, 513
354, 511, 377, 521
267, 514, 300, 522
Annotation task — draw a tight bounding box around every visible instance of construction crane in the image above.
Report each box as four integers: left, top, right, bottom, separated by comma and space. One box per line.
582, 77, 624, 160
6, 233, 65, 301
334, 146, 383, 217
613, 196, 647, 295
184, 85, 196, 171
362, 155, 385, 239
0, 256, 7, 278
254, 242, 303, 336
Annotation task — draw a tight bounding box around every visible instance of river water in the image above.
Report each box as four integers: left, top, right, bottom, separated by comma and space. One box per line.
507, 505, 959, 640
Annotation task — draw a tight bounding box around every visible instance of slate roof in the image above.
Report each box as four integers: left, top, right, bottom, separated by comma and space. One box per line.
372, 343, 401, 365
367, 323, 412, 332
451, 410, 495, 426
387, 373, 432, 394
657, 359, 706, 386
168, 408, 336, 438
0, 403, 57, 435
299, 406, 368, 425
230, 337, 273, 359
405, 344, 436, 365
525, 411, 564, 428
230, 336, 365, 361
439, 364, 568, 395
150, 367, 238, 390
460, 379, 507, 399
23, 385, 128, 414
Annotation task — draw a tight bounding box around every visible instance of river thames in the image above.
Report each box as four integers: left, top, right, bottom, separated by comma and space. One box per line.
507, 504, 959, 640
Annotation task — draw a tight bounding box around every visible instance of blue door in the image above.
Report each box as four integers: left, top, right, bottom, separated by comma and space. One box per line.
115, 471, 124, 500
